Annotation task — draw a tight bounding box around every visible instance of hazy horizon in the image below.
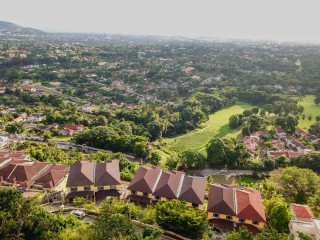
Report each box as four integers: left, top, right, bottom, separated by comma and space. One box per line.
1, 0, 320, 43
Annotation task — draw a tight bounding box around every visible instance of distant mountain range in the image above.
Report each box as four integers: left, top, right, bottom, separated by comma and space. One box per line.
0, 20, 45, 35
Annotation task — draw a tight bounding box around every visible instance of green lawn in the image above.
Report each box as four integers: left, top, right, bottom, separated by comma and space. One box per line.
298, 95, 320, 129
160, 103, 254, 155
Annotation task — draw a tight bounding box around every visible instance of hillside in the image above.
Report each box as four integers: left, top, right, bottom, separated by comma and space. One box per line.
0, 20, 44, 35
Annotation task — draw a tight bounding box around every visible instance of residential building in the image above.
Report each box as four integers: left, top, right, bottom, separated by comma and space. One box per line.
21, 85, 36, 92
127, 167, 206, 209
61, 124, 84, 136
289, 204, 320, 240
66, 160, 121, 202
27, 113, 46, 123
0, 161, 68, 191
207, 184, 267, 233
243, 136, 259, 151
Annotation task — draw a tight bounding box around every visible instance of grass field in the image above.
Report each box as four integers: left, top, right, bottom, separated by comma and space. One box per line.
209, 175, 240, 186
159, 103, 253, 155
51, 136, 72, 142
298, 95, 320, 129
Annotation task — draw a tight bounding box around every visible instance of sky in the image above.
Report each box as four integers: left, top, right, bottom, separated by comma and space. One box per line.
1, 0, 320, 42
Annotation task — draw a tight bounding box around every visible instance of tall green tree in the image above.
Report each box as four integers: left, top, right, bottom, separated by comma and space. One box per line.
5, 122, 24, 135
206, 137, 237, 168
155, 201, 208, 239
269, 167, 320, 204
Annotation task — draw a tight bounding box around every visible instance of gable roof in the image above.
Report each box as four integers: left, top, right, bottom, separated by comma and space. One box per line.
66, 161, 94, 187
128, 167, 206, 204
153, 171, 184, 199
33, 164, 69, 189
95, 160, 121, 186
207, 184, 236, 216
178, 175, 206, 204
207, 184, 266, 223
236, 188, 266, 222
291, 204, 314, 220
2, 162, 51, 187
127, 167, 162, 193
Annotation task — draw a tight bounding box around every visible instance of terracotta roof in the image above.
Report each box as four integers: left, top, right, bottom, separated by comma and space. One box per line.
127, 167, 162, 193
178, 175, 206, 205
66, 161, 94, 187
207, 184, 266, 223
236, 188, 266, 222
153, 171, 184, 199
95, 160, 121, 186
33, 164, 69, 188
296, 128, 309, 135
207, 184, 236, 216
0, 162, 50, 187
291, 204, 314, 220
64, 125, 84, 130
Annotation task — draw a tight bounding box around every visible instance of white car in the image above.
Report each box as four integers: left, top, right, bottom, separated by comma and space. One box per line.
70, 210, 86, 219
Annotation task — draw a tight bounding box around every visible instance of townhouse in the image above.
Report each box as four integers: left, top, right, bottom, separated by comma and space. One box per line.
207, 184, 267, 233
66, 160, 121, 202
127, 166, 206, 209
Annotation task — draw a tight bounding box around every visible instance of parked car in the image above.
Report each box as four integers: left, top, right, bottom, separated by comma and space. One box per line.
70, 210, 86, 219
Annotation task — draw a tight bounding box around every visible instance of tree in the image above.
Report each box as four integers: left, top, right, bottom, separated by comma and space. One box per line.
155, 201, 208, 239
255, 229, 294, 240
252, 107, 259, 114
307, 195, 320, 218
5, 122, 24, 135
309, 121, 320, 137
147, 120, 165, 141
243, 109, 253, 117
179, 150, 206, 169
241, 121, 251, 136
275, 115, 298, 134
226, 227, 254, 240
269, 167, 320, 204
314, 95, 320, 105
96, 115, 108, 126
266, 202, 291, 233
298, 232, 313, 240
206, 137, 237, 168
229, 114, 240, 129
133, 141, 149, 159
94, 213, 134, 239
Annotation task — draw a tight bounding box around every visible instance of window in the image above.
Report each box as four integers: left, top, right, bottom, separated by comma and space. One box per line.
84, 186, 91, 191
132, 190, 136, 195
155, 196, 160, 200
143, 192, 148, 197
98, 186, 104, 190
253, 221, 258, 225
240, 219, 245, 223
192, 203, 198, 208
227, 216, 232, 220
110, 185, 116, 190
214, 213, 219, 218
71, 187, 77, 192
